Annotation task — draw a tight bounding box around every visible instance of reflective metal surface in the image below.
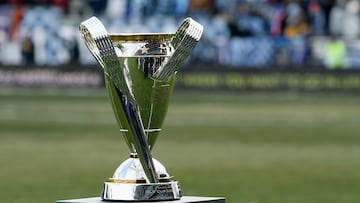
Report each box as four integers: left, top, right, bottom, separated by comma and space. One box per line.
79, 16, 203, 201
102, 157, 181, 201
111, 157, 170, 182
102, 180, 181, 201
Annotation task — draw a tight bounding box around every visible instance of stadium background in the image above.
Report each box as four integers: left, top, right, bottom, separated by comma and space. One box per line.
1, 0, 360, 203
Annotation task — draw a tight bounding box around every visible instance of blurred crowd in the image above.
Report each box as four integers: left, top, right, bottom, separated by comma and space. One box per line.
1, 0, 360, 68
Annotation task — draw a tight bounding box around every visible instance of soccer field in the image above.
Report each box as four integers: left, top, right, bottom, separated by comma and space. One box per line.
1, 88, 360, 203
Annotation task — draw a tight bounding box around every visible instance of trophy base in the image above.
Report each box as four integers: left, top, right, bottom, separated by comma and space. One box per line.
57, 196, 225, 203
102, 181, 181, 201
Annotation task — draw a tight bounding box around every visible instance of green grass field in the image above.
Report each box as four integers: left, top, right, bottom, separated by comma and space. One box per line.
1, 87, 360, 203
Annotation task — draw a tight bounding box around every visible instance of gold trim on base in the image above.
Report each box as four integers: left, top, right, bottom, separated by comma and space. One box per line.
107, 178, 146, 184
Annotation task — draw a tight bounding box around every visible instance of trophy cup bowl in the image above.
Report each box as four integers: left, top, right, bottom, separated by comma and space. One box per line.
79, 17, 203, 201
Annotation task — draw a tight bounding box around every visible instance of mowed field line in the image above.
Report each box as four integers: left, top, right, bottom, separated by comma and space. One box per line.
166, 102, 360, 127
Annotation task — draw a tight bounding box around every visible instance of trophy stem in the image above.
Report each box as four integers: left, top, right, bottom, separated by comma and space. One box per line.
105, 75, 159, 183
118, 86, 159, 183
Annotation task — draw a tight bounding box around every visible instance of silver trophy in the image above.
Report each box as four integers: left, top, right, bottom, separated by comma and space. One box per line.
79, 16, 203, 201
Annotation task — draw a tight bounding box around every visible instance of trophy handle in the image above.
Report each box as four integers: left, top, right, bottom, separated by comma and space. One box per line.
79, 17, 136, 104
153, 17, 203, 81
79, 17, 106, 69
79, 16, 159, 183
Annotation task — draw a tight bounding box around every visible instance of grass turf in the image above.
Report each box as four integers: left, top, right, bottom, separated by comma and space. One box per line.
0, 88, 360, 203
